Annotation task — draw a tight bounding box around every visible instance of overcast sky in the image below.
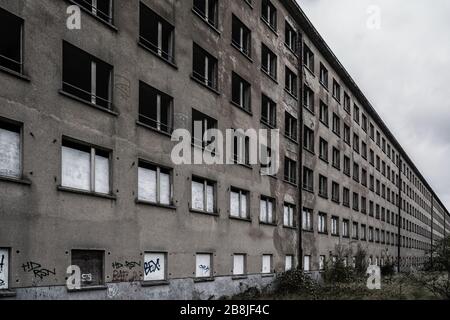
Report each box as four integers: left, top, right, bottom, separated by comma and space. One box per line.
298, 0, 450, 210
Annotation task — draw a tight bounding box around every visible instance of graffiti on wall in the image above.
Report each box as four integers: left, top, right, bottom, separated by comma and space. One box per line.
22, 261, 56, 280
112, 260, 141, 283
0, 249, 8, 289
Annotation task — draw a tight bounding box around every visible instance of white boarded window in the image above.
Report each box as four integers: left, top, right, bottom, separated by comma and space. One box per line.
0, 248, 9, 290
144, 252, 166, 281
196, 253, 212, 278
260, 197, 274, 224
262, 254, 272, 274
192, 177, 216, 213
0, 122, 21, 178
304, 255, 311, 272
138, 162, 172, 205
285, 255, 293, 271
319, 255, 325, 270
283, 203, 295, 227
230, 188, 249, 219
233, 254, 246, 276
61, 140, 110, 194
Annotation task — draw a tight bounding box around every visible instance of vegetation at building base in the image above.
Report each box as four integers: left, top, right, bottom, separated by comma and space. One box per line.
225, 238, 450, 300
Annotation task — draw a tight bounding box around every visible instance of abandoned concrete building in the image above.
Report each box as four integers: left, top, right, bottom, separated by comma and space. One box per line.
0, 0, 449, 299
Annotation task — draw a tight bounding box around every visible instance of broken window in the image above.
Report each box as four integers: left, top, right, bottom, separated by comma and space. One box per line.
285, 112, 297, 141
285, 21, 297, 52
302, 208, 313, 231
303, 126, 314, 153
283, 203, 295, 227
303, 44, 314, 72
138, 162, 172, 206
71, 250, 104, 288
72, 0, 113, 23
61, 139, 110, 194
285, 255, 293, 271
144, 252, 166, 282
232, 15, 251, 57
260, 196, 275, 224
232, 72, 251, 111
284, 157, 297, 185
191, 177, 216, 213
192, 109, 217, 150
233, 254, 246, 276
193, 0, 218, 28
0, 120, 21, 179
261, 44, 277, 79
192, 43, 218, 90
302, 167, 314, 193
261, 94, 277, 128
0, 248, 9, 290
230, 187, 249, 219
261, 254, 272, 274
139, 3, 175, 63
303, 85, 314, 113
62, 42, 112, 109
139, 81, 173, 134
0, 8, 23, 74
320, 63, 328, 88
196, 253, 212, 278
285, 67, 297, 97
261, 0, 277, 31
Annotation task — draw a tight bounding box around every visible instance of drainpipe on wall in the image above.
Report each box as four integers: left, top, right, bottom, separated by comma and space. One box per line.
397, 159, 403, 272
297, 31, 304, 271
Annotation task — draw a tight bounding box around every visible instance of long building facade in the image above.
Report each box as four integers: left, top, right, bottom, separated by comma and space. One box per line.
0, 0, 448, 300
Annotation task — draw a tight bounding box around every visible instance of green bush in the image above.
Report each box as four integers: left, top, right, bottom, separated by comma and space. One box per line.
273, 268, 320, 297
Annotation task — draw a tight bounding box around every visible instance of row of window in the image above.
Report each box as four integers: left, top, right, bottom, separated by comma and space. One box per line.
0, 247, 293, 291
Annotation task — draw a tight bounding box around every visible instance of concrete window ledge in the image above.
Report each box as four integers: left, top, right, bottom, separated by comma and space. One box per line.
0, 290, 17, 298
67, 285, 108, 293
261, 274, 275, 278
141, 280, 170, 287
194, 277, 215, 283
232, 276, 248, 280
0, 175, 32, 186
57, 186, 117, 200
0, 65, 31, 82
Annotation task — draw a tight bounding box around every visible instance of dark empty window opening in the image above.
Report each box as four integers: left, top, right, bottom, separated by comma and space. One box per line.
193, 0, 218, 28
72, 0, 113, 23
62, 42, 112, 109
139, 81, 173, 134
284, 157, 297, 185
262, 0, 277, 31
232, 72, 251, 111
261, 44, 277, 80
285, 112, 297, 142
261, 94, 277, 128
285, 67, 297, 98
71, 250, 104, 288
139, 3, 175, 63
285, 21, 297, 52
0, 8, 23, 74
192, 43, 218, 91
192, 109, 218, 150
232, 15, 251, 57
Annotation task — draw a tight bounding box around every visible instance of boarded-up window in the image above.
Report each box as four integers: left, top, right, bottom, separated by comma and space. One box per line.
285, 255, 293, 271
61, 140, 110, 194
196, 253, 212, 278
262, 254, 272, 274
230, 188, 249, 219
233, 254, 245, 276
71, 250, 104, 288
138, 162, 172, 205
304, 255, 311, 272
144, 252, 166, 281
0, 248, 9, 290
191, 177, 215, 213
0, 122, 21, 178
260, 197, 274, 224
